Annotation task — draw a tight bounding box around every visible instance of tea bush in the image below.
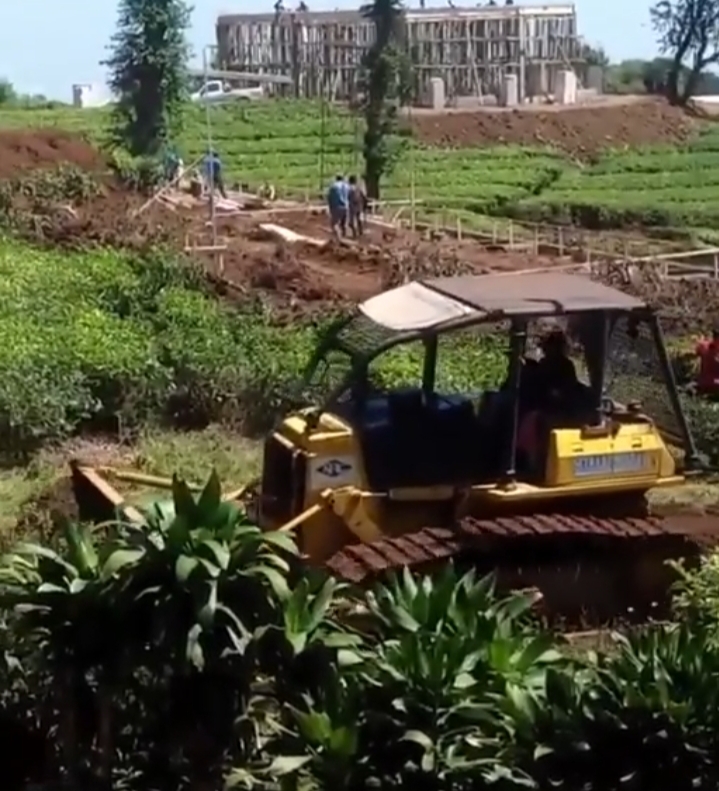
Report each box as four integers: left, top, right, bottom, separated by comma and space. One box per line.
5, 234, 715, 466
0, 239, 505, 459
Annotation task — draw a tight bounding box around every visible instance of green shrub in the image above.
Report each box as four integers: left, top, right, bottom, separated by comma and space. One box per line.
681, 396, 719, 465
671, 547, 719, 636
0, 239, 505, 458
7, 476, 719, 790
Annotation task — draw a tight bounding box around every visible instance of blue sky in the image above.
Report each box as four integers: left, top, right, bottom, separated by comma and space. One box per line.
0, 0, 655, 100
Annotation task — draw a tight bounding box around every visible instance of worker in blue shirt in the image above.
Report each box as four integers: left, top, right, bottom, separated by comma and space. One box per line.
204, 149, 227, 199
326, 174, 349, 239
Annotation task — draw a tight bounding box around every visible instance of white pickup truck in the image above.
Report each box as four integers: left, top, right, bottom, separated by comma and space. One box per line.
191, 80, 264, 104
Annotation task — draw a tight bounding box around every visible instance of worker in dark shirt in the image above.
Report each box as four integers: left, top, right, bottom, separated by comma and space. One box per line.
163, 145, 182, 184
696, 324, 719, 397
347, 175, 366, 238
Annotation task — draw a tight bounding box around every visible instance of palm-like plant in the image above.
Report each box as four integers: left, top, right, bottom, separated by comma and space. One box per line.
508, 624, 719, 791
356, 567, 559, 787
258, 575, 364, 698
267, 567, 563, 790
0, 519, 138, 783
110, 470, 301, 789
122, 470, 298, 672
0, 470, 301, 789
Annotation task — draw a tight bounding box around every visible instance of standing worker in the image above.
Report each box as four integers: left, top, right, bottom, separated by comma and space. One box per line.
695, 324, 719, 398
347, 175, 367, 238
163, 145, 183, 185
326, 175, 349, 240
204, 149, 227, 199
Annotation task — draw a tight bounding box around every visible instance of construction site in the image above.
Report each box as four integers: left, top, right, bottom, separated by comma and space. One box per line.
10, 11, 719, 774
3, 101, 717, 333
5, 96, 719, 632
216, 2, 584, 102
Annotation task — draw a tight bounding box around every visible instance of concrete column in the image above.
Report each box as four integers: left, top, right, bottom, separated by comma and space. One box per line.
500, 73, 518, 107
430, 77, 445, 110
556, 69, 577, 104
586, 65, 604, 93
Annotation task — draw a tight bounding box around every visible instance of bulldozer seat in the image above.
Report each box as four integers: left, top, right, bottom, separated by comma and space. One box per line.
356, 389, 483, 490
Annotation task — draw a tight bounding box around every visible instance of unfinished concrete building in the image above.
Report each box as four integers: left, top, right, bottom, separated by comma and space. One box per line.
215, 3, 581, 103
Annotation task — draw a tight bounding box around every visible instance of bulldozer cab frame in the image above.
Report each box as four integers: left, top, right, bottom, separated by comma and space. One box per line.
301, 273, 700, 488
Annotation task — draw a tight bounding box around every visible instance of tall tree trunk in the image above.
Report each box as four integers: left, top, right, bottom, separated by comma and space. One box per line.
681, 58, 705, 103
364, 107, 384, 200
666, 56, 683, 104
365, 171, 381, 201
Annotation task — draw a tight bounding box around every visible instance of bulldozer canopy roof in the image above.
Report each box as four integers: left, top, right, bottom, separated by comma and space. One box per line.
359, 273, 645, 332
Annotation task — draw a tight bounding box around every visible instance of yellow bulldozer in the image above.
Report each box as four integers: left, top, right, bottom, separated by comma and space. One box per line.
72, 272, 714, 624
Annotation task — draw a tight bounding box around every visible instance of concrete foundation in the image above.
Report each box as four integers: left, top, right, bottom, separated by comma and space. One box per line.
526, 62, 548, 100
586, 65, 604, 92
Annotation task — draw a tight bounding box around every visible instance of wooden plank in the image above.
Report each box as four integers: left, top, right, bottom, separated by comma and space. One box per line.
630, 247, 719, 263
184, 244, 229, 253
73, 465, 146, 525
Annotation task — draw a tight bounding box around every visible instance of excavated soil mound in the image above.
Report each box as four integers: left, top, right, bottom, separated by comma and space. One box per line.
412, 98, 696, 157
0, 130, 105, 179
33, 187, 194, 251
599, 262, 719, 337
633, 278, 719, 337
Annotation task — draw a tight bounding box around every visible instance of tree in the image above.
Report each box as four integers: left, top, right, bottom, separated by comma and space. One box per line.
651, 0, 719, 105
0, 79, 16, 105
582, 44, 610, 68
104, 0, 191, 157
360, 0, 405, 200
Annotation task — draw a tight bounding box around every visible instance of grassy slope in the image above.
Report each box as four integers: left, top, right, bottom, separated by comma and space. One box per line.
0, 428, 262, 542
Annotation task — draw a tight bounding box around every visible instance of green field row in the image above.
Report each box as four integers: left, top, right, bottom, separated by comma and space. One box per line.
4, 100, 719, 230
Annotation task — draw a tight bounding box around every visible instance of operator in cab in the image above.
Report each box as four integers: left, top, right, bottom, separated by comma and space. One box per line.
695, 324, 719, 398
517, 326, 580, 472
535, 326, 579, 406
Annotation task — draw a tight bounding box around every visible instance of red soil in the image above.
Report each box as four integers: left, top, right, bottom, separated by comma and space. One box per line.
412, 98, 696, 157
0, 130, 104, 178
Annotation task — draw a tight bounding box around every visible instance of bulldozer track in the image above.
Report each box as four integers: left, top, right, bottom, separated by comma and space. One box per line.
324, 513, 719, 584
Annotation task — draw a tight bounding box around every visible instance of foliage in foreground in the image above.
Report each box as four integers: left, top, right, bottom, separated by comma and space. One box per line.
3, 473, 719, 789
